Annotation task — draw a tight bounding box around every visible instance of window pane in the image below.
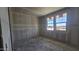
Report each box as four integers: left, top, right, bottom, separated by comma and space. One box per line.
56, 26, 66, 31
56, 23, 66, 27
56, 13, 67, 31
48, 20, 53, 23
48, 23, 54, 26
56, 13, 67, 23
47, 26, 54, 31
56, 23, 66, 30
47, 18, 54, 24
56, 16, 67, 23
47, 17, 54, 31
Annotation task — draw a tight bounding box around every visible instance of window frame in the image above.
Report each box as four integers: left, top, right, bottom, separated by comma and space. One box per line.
55, 13, 67, 31
47, 17, 54, 31
46, 12, 67, 31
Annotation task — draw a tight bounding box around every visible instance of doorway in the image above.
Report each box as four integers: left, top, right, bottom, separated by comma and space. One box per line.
0, 20, 3, 51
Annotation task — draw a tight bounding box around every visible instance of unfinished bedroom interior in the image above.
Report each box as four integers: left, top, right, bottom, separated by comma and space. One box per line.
0, 7, 79, 51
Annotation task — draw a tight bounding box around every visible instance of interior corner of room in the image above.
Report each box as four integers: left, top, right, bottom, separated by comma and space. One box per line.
0, 7, 79, 51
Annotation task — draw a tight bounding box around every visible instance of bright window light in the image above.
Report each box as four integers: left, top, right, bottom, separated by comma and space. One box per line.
56, 13, 67, 31
47, 17, 54, 31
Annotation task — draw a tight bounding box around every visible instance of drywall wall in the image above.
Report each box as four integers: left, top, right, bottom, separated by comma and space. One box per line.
38, 8, 79, 48
0, 7, 12, 51
67, 8, 79, 47
9, 8, 39, 50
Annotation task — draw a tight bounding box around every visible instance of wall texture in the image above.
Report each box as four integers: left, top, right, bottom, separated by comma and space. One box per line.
38, 8, 79, 48
9, 8, 39, 50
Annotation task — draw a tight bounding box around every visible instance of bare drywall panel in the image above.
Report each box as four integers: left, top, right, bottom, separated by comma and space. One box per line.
68, 8, 79, 47
9, 8, 39, 50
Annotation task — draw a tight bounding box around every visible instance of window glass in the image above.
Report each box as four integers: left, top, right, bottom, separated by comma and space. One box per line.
56, 13, 67, 31
47, 17, 54, 31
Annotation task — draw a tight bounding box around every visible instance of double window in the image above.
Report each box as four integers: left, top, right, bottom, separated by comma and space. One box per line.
47, 13, 67, 31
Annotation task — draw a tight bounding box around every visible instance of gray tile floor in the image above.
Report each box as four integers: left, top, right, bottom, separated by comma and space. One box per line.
14, 37, 78, 51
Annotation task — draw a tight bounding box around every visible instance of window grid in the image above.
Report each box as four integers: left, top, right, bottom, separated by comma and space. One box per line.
47, 13, 67, 31
47, 17, 54, 31
56, 13, 67, 31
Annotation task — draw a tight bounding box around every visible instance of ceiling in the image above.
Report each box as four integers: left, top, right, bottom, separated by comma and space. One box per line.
22, 7, 64, 16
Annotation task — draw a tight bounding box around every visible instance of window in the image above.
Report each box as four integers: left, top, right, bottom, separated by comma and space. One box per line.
47, 17, 54, 31
47, 13, 67, 31
56, 13, 67, 31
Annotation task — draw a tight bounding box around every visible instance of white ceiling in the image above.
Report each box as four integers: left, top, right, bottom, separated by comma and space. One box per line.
22, 7, 64, 16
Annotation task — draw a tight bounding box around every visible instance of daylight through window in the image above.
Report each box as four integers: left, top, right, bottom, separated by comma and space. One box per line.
47, 17, 54, 31
47, 13, 67, 31
56, 13, 67, 31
